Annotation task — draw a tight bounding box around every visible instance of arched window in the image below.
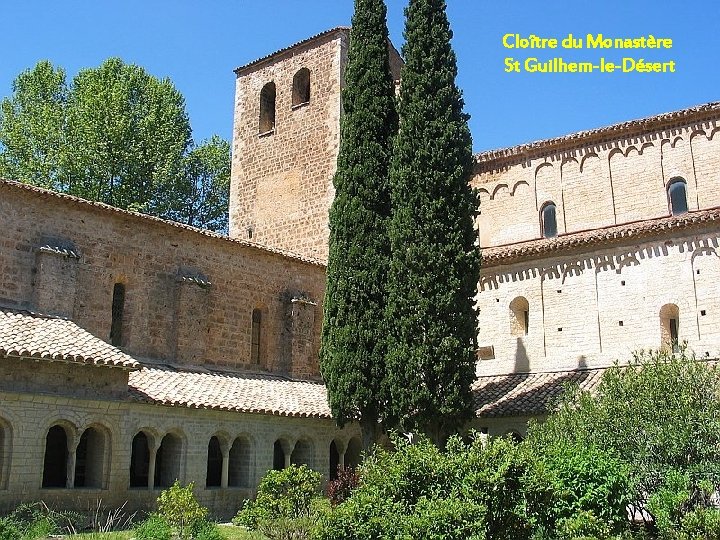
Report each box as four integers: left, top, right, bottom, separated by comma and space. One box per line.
667, 178, 688, 216
42, 425, 69, 488
345, 437, 362, 470
74, 427, 107, 488
660, 304, 680, 353
228, 436, 252, 488
509, 297, 529, 336
292, 68, 310, 107
259, 82, 276, 134
130, 431, 150, 488
251, 309, 262, 364
110, 283, 125, 347
0, 418, 9, 490
155, 433, 182, 488
290, 439, 313, 468
329, 440, 340, 480
206, 436, 222, 488
273, 440, 286, 471
540, 202, 557, 238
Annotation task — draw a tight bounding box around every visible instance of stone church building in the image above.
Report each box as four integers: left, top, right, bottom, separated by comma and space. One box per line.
0, 27, 718, 516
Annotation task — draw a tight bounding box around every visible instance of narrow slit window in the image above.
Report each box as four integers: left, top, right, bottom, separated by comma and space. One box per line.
259, 82, 276, 134
110, 283, 125, 347
510, 297, 529, 336
541, 202, 557, 238
251, 309, 262, 364
669, 318, 679, 353
292, 68, 310, 107
660, 304, 680, 353
668, 178, 688, 216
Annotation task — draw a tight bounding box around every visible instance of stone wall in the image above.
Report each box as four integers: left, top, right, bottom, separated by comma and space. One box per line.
0, 182, 326, 380
0, 385, 359, 518
476, 226, 720, 376
229, 29, 403, 262
473, 117, 720, 248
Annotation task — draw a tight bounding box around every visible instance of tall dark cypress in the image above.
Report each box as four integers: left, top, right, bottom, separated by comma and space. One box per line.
386, 0, 479, 446
320, 0, 398, 451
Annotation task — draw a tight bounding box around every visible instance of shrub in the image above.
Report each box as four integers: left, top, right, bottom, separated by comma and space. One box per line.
135, 513, 172, 540
156, 481, 208, 540
316, 435, 533, 540
7, 502, 82, 537
190, 519, 224, 540
0, 517, 21, 540
523, 438, 632, 535
679, 507, 720, 540
233, 465, 322, 530
554, 510, 611, 540
326, 467, 360, 506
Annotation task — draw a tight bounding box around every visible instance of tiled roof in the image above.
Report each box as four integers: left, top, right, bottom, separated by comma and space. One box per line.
481, 207, 720, 267
0, 179, 324, 267
0, 307, 139, 369
473, 368, 605, 418
234, 27, 350, 75
128, 365, 331, 419
474, 101, 720, 170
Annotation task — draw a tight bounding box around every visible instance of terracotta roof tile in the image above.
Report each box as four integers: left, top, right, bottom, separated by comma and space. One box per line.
474, 101, 720, 170
0, 307, 139, 369
0, 179, 324, 267
234, 27, 350, 75
128, 365, 331, 419
482, 207, 720, 267
473, 368, 605, 418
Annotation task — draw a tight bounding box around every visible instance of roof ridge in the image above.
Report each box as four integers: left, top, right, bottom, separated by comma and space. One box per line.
474, 101, 720, 168
482, 206, 720, 266
234, 26, 351, 75
0, 179, 325, 267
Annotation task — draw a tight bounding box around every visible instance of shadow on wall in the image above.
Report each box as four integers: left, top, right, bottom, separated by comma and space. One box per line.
514, 337, 529, 374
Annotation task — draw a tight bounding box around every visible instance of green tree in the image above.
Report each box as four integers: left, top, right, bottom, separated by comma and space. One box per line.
0, 60, 67, 189
64, 57, 191, 212
386, 0, 479, 445
320, 0, 398, 451
159, 135, 231, 233
528, 348, 720, 530
0, 59, 231, 233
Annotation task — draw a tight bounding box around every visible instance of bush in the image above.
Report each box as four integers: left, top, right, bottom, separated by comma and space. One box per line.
316, 435, 533, 540
0, 517, 21, 540
6, 502, 82, 537
233, 464, 322, 530
326, 467, 360, 506
135, 513, 172, 540
523, 438, 632, 535
528, 348, 720, 531
555, 510, 611, 540
156, 481, 208, 540
679, 507, 720, 540
190, 519, 224, 540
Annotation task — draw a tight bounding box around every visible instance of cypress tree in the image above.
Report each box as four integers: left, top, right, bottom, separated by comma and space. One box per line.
386, 0, 479, 446
320, 0, 398, 451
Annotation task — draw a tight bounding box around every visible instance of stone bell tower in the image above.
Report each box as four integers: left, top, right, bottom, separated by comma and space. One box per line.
229, 27, 402, 262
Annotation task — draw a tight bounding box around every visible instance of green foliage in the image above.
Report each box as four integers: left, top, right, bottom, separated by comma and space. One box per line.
385, 0, 479, 444
6, 501, 82, 538
158, 135, 230, 233
0, 60, 67, 189
678, 507, 720, 540
0, 59, 230, 232
524, 439, 632, 534
554, 511, 611, 540
316, 435, 535, 540
135, 514, 172, 540
190, 519, 225, 540
233, 465, 322, 535
0, 517, 21, 540
528, 348, 720, 526
156, 481, 209, 540
320, 0, 398, 449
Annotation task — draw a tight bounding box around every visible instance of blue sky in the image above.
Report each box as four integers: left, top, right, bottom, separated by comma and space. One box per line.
1, 1, 717, 152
